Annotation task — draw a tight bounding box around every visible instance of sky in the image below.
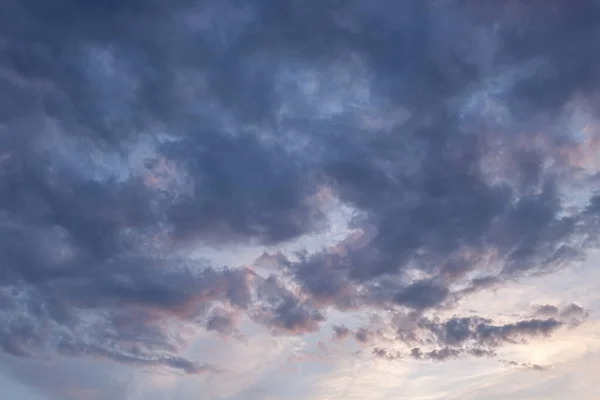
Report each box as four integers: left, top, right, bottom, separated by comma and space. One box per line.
2, 0, 600, 399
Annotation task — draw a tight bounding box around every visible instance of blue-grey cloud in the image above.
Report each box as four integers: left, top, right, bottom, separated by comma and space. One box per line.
371, 312, 565, 364
421, 316, 563, 348
332, 325, 351, 341
1, 0, 600, 379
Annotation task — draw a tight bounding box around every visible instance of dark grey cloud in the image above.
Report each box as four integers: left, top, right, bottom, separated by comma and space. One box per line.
501, 360, 549, 372
533, 303, 590, 327
56, 340, 217, 375
353, 327, 373, 344
410, 347, 461, 362
373, 346, 496, 362
534, 304, 561, 316
1, 0, 600, 376
163, 133, 326, 246
534, 303, 589, 320
393, 280, 450, 310
332, 325, 351, 341
487, 0, 600, 117
251, 276, 325, 334
559, 303, 589, 320
420, 316, 562, 349
0, 259, 252, 372
370, 313, 562, 364
372, 347, 403, 361
205, 308, 238, 335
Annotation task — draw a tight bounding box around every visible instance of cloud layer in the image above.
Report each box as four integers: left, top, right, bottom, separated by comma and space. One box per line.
2, 0, 600, 381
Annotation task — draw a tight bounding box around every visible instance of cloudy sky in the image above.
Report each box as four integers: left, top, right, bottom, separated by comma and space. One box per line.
2, 0, 600, 399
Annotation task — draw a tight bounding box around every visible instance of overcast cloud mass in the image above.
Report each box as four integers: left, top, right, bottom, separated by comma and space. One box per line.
2, 1, 600, 399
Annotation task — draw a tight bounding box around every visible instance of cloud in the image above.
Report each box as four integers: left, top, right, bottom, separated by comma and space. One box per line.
393, 280, 450, 310
373, 345, 497, 362
332, 326, 351, 341
534, 303, 590, 324
353, 328, 373, 344
2, 0, 600, 387
442, 317, 562, 347
365, 311, 564, 365
251, 275, 325, 335
205, 308, 239, 336
372, 347, 403, 361
501, 360, 549, 372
